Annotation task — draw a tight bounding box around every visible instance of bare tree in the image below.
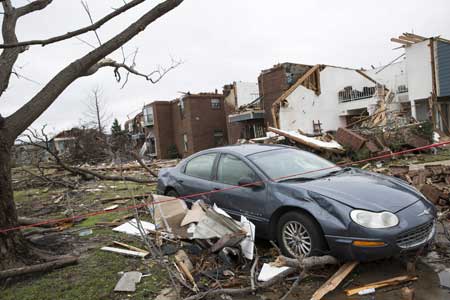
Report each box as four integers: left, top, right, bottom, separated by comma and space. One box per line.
0, 0, 184, 270
83, 87, 111, 133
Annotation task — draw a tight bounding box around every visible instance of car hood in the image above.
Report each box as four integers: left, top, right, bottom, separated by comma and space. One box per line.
282, 169, 423, 212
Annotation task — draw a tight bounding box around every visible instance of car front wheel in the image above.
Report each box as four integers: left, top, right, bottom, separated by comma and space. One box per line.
277, 211, 326, 258
165, 189, 179, 197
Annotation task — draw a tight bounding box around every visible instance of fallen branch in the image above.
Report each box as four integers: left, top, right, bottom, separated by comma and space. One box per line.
18, 217, 59, 228
273, 255, 339, 269
183, 255, 339, 300
0, 256, 78, 279
129, 151, 158, 177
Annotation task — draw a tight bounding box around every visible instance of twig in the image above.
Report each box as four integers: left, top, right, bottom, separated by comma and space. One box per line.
280, 272, 305, 300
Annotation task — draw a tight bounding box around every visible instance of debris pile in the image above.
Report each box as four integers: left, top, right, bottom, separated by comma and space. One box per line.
375, 164, 450, 210
336, 121, 435, 158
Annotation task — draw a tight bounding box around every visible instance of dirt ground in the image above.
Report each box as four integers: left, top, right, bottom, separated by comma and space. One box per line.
1, 151, 450, 300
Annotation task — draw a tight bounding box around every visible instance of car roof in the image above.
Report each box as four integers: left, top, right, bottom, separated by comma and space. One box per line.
199, 144, 291, 157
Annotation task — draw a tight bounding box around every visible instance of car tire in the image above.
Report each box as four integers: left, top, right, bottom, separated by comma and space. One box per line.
276, 211, 326, 258
165, 189, 179, 197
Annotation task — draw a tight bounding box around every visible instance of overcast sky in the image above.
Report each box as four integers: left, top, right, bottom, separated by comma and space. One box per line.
1, 0, 449, 135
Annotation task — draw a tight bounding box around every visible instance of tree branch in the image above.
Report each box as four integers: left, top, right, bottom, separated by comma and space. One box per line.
0, 0, 146, 49
83, 57, 181, 85
16, 0, 53, 17
0, 0, 22, 96
5, 0, 184, 139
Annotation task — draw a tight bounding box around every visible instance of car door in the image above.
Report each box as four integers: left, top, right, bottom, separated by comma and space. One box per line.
176, 152, 217, 205
210, 153, 268, 226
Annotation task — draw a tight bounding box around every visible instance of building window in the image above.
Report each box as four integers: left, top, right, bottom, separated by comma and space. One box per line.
397, 85, 408, 94
213, 130, 224, 146
178, 98, 185, 119
183, 133, 188, 152
143, 106, 154, 126
211, 98, 221, 109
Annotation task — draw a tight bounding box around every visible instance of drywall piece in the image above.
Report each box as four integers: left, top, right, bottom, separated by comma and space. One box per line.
153, 195, 188, 233
180, 201, 206, 227
240, 215, 255, 260
257, 263, 291, 282
113, 218, 156, 236
193, 206, 241, 239
101, 246, 148, 258
114, 271, 142, 292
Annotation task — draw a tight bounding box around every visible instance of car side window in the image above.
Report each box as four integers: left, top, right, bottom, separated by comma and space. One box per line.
184, 153, 216, 180
217, 154, 257, 185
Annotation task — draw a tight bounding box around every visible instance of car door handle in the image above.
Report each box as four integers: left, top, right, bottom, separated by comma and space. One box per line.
213, 187, 220, 190
176, 179, 184, 184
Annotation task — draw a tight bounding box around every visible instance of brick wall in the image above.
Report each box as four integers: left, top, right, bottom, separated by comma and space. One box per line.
258, 63, 312, 127
150, 93, 227, 159
152, 101, 174, 159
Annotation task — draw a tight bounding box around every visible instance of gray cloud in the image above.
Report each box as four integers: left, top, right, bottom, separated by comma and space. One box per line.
1, 0, 449, 135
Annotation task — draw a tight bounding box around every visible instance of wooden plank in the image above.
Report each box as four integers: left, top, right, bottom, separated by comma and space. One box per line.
390, 38, 412, 46
310, 261, 358, 300
344, 275, 418, 296
113, 241, 149, 255
101, 246, 148, 258
398, 35, 422, 43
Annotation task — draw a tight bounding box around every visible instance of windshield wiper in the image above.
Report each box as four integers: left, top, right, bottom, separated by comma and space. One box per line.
278, 176, 315, 183
318, 167, 352, 178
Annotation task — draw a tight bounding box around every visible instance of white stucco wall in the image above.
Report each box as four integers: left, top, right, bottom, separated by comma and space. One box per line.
366, 61, 408, 95
235, 81, 260, 107
405, 40, 433, 101
279, 66, 377, 133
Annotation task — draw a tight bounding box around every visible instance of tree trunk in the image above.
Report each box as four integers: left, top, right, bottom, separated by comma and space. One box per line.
0, 131, 30, 270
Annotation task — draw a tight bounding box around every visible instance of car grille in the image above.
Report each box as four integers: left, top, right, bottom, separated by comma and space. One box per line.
396, 221, 435, 249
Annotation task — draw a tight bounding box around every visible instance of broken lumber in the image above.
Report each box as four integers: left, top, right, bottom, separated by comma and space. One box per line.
268, 127, 344, 153
344, 275, 418, 296
113, 241, 149, 255
0, 256, 78, 279
101, 246, 148, 258
310, 261, 358, 300
174, 250, 198, 292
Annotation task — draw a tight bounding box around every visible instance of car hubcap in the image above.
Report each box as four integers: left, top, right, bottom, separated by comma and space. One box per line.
282, 221, 312, 257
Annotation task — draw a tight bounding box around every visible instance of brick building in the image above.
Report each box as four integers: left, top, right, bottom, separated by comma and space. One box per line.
258, 62, 312, 126
143, 92, 227, 159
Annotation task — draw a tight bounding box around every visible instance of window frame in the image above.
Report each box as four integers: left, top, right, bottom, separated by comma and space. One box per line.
213, 153, 260, 186
182, 152, 218, 181
211, 98, 221, 110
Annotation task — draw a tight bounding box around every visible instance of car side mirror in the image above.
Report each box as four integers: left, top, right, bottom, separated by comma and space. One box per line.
238, 177, 264, 188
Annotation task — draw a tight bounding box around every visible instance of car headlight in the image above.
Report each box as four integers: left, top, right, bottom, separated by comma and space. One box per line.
350, 210, 399, 229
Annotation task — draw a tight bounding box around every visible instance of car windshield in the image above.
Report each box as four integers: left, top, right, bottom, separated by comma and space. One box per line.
248, 148, 340, 181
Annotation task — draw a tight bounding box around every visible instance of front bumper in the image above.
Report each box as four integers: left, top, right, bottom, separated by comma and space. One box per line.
325, 201, 436, 261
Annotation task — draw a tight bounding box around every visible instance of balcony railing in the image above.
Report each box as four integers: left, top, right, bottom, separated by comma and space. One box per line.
338, 86, 376, 103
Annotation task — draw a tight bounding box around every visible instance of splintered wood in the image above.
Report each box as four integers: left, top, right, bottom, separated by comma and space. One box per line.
344, 275, 418, 296
310, 261, 358, 300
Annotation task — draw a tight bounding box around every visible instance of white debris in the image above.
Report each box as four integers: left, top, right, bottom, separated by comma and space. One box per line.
113, 218, 156, 236
257, 263, 291, 282
239, 215, 255, 260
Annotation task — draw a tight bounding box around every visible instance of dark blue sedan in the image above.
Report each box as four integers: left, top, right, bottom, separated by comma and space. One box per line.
157, 144, 436, 261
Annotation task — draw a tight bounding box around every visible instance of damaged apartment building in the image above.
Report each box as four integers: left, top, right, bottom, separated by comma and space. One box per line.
138, 92, 227, 159
225, 63, 312, 143
268, 33, 450, 135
